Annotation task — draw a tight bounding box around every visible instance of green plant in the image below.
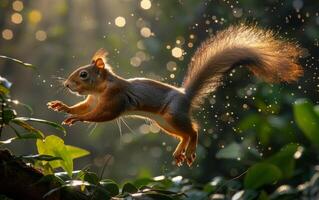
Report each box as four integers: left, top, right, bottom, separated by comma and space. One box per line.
0, 57, 89, 175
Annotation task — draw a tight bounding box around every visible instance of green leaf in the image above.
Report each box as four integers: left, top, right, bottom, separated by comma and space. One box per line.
54, 171, 82, 182
203, 176, 224, 194
21, 154, 62, 162
231, 190, 258, 200
293, 99, 319, 147
66, 145, 90, 159
0, 55, 34, 68
11, 119, 44, 139
216, 142, 242, 159
144, 193, 174, 200
122, 182, 138, 194
75, 169, 88, 180
265, 144, 299, 178
10, 122, 45, 140
15, 117, 66, 135
43, 180, 93, 198
0, 137, 17, 145
244, 163, 282, 189
33, 174, 65, 186
0, 132, 46, 145
258, 121, 272, 145
34, 161, 55, 175
143, 189, 183, 196
17, 132, 43, 139
36, 135, 89, 176
100, 180, 119, 196
37, 135, 72, 174
237, 114, 274, 145
84, 172, 99, 185
91, 188, 111, 200
133, 178, 154, 188
258, 191, 270, 200
271, 185, 299, 199
2, 109, 16, 124
238, 114, 261, 132
0, 85, 9, 95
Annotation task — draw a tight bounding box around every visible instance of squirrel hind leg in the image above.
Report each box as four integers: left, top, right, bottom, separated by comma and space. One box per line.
159, 113, 198, 166
185, 127, 198, 167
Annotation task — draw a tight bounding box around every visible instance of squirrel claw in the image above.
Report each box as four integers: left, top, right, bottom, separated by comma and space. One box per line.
174, 153, 186, 167
186, 153, 196, 167
47, 101, 70, 113
62, 116, 80, 126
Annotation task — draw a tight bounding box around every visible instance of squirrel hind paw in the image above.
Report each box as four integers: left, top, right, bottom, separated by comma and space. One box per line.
174, 153, 186, 167
186, 153, 196, 167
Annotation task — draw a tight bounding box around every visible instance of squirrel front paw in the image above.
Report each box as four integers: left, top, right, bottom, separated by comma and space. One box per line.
47, 100, 70, 113
62, 115, 81, 126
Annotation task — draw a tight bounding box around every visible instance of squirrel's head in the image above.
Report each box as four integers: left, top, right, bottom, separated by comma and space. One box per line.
64, 48, 114, 95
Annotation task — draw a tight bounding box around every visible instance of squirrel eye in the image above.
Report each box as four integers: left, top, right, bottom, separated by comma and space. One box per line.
79, 70, 89, 80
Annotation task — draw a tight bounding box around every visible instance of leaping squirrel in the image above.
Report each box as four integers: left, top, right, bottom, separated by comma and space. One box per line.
48, 25, 303, 166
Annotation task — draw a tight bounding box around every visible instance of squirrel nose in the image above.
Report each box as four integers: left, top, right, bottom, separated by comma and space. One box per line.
64, 81, 70, 88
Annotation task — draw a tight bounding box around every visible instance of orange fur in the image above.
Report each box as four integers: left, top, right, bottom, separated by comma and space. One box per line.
91, 48, 108, 63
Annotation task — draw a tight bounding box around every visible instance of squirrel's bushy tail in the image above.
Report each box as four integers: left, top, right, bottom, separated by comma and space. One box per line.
182, 24, 304, 108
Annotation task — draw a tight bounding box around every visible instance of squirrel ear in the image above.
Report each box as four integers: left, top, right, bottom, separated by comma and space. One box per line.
91, 48, 108, 69
92, 48, 108, 60
94, 58, 105, 69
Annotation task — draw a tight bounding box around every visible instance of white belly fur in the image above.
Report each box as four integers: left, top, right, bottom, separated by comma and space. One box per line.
123, 111, 175, 132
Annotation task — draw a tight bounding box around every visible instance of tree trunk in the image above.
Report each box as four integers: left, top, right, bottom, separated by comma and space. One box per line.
0, 149, 87, 200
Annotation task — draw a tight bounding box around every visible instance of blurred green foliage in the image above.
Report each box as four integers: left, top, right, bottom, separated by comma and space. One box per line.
0, 0, 319, 199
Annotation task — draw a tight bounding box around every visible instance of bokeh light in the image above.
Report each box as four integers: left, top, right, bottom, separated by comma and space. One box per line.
171, 47, 183, 58
166, 61, 177, 71
130, 56, 141, 67
140, 27, 151, 38
188, 42, 193, 48
12, 1, 23, 12
232, 8, 243, 18
35, 30, 47, 41
28, 10, 42, 24
11, 12, 23, 24
140, 0, 151, 10
114, 16, 126, 27
2, 29, 13, 40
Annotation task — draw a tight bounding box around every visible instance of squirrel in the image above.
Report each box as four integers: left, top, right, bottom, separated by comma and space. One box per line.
48, 25, 303, 167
